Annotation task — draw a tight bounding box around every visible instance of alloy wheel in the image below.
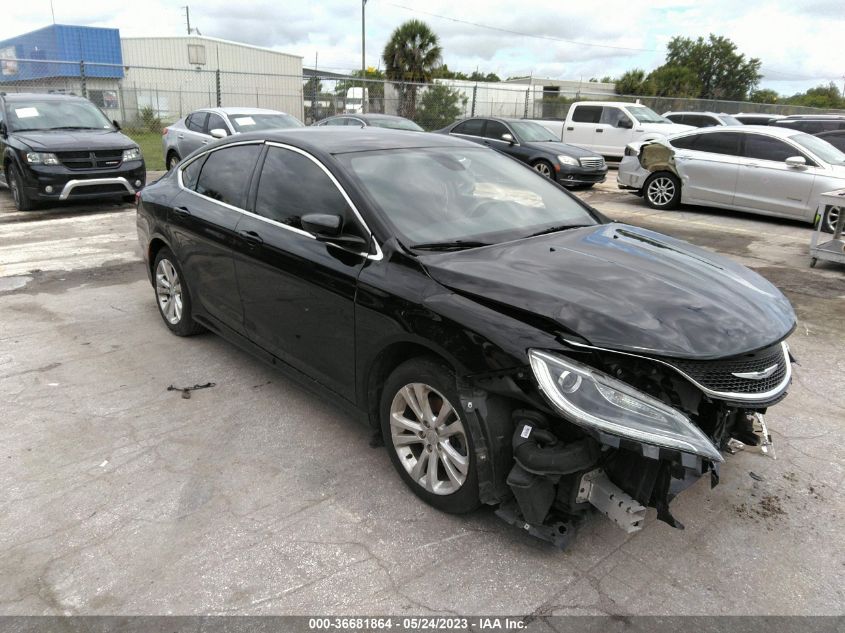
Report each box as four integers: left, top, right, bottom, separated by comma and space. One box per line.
389, 382, 469, 495
155, 259, 183, 324
534, 162, 552, 178
827, 206, 841, 233
10, 172, 20, 207
647, 176, 676, 207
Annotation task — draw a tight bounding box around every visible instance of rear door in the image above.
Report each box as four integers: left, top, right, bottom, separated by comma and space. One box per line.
232, 144, 370, 400
448, 119, 486, 146
594, 106, 635, 156
169, 142, 263, 332
734, 133, 817, 218
564, 105, 602, 149
178, 112, 210, 157
670, 131, 741, 205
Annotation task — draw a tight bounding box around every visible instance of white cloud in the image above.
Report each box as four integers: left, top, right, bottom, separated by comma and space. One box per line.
0, 0, 841, 93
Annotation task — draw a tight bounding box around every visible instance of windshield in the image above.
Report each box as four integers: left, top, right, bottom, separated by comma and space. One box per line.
718, 115, 742, 126
339, 147, 597, 247
367, 118, 424, 132
229, 113, 304, 132
509, 120, 558, 142
5, 99, 113, 132
627, 105, 670, 124
792, 133, 845, 165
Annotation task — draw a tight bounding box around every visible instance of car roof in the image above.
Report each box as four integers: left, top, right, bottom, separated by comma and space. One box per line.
1, 92, 89, 102
672, 124, 805, 140
664, 111, 725, 116
817, 129, 845, 137
200, 107, 290, 116
781, 114, 845, 120
213, 126, 475, 155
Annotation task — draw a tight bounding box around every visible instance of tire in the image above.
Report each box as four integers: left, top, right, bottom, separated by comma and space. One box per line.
532, 160, 554, 179
152, 247, 204, 336
8, 164, 36, 211
166, 152, 181, 171
819, 206, 841, 234
643, 172, 681, 210
122, 194, 136, 204
380, 357, 480, 514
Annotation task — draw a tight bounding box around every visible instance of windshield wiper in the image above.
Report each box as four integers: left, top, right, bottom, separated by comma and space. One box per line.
47, 126, 104, 130
526, 224, 591, 238
410, 240, 492, 251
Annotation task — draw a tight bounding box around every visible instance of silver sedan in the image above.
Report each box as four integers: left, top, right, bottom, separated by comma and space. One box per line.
617, 126, 845, 232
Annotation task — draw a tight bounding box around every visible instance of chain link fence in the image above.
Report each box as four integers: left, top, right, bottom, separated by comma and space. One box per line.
3, 55, 843, 135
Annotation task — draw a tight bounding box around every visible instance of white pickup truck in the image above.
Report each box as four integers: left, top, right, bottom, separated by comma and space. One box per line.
531, 101, 692, 159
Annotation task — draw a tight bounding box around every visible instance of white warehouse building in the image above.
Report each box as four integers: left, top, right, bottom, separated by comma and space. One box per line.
120, 35, 304, 123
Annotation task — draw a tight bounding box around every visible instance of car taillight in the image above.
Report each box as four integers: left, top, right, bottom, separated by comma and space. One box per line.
135, 191, 142, 205
162, 127, 169, 136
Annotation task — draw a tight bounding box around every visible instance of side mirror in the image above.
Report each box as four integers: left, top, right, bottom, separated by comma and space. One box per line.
501, 133, 515, 145
112, 119, 121, 131
785, 156, 806, 168
302, 213, 368, 249
210, 128, 228, 139
617, 118, 633, 129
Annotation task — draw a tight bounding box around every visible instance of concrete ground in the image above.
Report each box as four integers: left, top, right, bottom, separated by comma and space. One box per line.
1, 174, 843, 616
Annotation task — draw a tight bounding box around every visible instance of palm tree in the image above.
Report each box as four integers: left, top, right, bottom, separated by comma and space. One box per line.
382, 20, 442, 118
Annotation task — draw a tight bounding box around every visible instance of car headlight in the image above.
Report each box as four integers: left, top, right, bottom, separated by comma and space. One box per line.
528, 350, 723, 462
122, 147, 142, 162
557, 155, 579, 167
25, 152, 60, 165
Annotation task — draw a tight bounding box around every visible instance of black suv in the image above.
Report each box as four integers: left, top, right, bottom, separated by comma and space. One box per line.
771, 114, 845, 135
0, 93, 146, 210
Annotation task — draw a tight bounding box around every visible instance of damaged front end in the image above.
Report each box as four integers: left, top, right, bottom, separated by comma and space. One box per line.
489, 341, 794, 548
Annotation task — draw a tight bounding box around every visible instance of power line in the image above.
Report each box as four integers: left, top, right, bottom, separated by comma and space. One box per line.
380, 1, 662, 53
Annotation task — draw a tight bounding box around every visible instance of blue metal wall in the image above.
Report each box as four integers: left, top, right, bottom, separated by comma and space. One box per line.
0, 25, 124, 81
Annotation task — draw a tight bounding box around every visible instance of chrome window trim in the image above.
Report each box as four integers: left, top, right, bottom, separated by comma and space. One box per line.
177, 140, 383, 261
562, 339, 792, 403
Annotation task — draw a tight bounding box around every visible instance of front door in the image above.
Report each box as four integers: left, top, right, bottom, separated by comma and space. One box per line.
232, 144, 369, 400
671, 131, 741, 206
565, 105, 602, 150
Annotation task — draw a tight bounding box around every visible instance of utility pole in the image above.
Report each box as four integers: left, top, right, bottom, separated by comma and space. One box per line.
183, 6, 192, 35
361, 0, 368, 113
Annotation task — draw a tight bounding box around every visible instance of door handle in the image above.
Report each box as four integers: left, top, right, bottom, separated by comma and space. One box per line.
237, 229, 264, 248
566, 127, 574, 131
177, 134, 184, 139
745, 163, 760, 168
202, 140, 209, 145
596, 129, 604, 133
173, 206, 191, 218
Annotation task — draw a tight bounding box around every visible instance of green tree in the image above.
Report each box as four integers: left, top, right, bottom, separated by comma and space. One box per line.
784, 83, 845, 109
468, 70, 500, 82
615, 69, 649, 95
382, 19, 443, 118
748, 88, 780, 104
414, 83, 467, 130
663, 34, 762, 100
648, 65, 701, 97
335, 68, 387, 112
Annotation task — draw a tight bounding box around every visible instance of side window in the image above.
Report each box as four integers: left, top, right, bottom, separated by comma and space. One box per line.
691, 132, 741, 155
254, 146, 363, 237
600, 107, 629, 127
452, 119, 484, 136
195, 144, 262, 207
186, 112, 208, 133
665, 114, 684, 124
483, 120, 510, 140
180, 155, 206, 189
687, 115, 714, 128
206, 113, 227, 134
571, 106, 602, 124
670, 134, 700, 150
743, 134, 803, 162
325, 118, 346, 126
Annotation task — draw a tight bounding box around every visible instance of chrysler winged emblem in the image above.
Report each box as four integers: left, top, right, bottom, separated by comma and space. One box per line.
732, 363, 778, 380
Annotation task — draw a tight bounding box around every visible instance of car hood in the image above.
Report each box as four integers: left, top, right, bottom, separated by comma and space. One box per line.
14, 129, 136, 151
523, 140, 601, 159
421, 223, 795, 359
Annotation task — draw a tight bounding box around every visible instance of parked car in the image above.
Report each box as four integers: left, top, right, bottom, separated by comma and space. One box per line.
771, 114, 845, 135
162, 107, 303, 170
530, 102, 692, 159
815, 129, 845, 152
138, 127, 796, 548
313, 113, 423, 131
617, 125, 845, 232
437, 117, 607, 187
734, 113, 785, 125
663, 111, 741, 127
0, 92, 145, 211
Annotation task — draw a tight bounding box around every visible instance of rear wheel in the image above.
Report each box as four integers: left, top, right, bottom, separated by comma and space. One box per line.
166, 152, 181, 171
820, 206, 841, 234
153, 248, 204, 336
643, 172, 681, 210
380, 357, 480, 514
9, 165, 35, 211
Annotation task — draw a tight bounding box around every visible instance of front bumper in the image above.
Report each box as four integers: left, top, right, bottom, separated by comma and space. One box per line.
556, 166, 608, 186
19, 161, 146, 202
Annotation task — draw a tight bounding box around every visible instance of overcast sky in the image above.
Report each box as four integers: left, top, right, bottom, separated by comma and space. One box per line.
2, 0, 842, 95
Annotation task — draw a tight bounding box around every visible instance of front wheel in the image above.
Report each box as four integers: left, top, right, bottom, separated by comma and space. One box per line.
533, 160, 554, 179
380, 358, 480, 514
643, 172, 681, 210
9, 165, 36, 211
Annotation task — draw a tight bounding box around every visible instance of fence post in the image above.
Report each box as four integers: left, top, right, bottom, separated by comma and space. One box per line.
80, 60, 87, 99
471, 83, 477, 117
215, 69, 222, 107
524, 88, 530, 119
311, 76, 318, 123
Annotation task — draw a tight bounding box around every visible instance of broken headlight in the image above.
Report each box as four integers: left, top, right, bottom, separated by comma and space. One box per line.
528, 350, 723, 462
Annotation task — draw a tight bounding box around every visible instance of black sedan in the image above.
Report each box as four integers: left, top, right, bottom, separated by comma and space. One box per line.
137, 128, 795, 547
436, 117, 607, 188
815, 129, 845, 153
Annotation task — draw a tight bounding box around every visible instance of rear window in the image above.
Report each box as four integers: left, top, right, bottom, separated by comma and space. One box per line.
571, 106, 602, 123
